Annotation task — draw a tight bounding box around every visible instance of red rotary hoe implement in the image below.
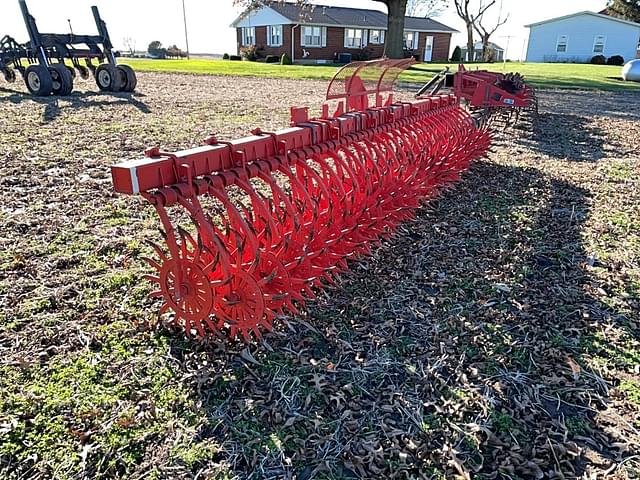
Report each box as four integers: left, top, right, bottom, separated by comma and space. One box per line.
110, 59, 534, 342
418, 64, 538, 125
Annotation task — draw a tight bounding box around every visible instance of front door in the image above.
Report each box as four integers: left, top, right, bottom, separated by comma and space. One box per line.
424, 36, 434, 62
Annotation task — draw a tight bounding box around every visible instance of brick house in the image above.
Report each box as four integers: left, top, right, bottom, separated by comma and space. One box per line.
231, 2, 457, 63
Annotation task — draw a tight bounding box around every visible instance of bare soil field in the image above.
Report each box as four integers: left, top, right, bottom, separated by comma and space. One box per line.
1, 73, 639, 479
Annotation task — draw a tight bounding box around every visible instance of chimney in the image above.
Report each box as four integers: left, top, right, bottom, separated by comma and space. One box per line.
322, 6, 327, 15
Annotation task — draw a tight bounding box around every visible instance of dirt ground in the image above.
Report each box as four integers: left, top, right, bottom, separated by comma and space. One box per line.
1, 73, 639, 480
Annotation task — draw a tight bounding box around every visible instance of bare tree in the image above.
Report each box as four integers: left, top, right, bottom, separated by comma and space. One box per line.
232, 0, 414, 59
123, 37, 136, 55
473, 2, 508, 62
406, 0, 446, 17
453, 0, 496, 62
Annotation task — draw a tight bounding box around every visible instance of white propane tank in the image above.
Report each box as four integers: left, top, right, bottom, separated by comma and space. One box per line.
622, 59, 640, 82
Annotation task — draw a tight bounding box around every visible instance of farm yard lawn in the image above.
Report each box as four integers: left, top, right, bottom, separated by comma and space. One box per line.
0, 73, 639, 479
123, 57, 640, 92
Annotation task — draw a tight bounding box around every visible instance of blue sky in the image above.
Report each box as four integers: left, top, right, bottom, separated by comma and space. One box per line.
0, 0, 607, 60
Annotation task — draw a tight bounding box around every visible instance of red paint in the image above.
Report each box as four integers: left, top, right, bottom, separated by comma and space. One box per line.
109, 59, 535, 342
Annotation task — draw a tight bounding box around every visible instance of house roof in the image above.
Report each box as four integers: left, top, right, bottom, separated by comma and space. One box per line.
233, 2, 458, 33
525, 10, 640, 28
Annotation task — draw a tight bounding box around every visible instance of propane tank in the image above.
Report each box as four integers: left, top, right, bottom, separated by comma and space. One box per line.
622, 59, 640, 82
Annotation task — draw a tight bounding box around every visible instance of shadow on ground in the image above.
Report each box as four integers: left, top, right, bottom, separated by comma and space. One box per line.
2, 149, 637, 480
141, 160, 637, 479
0, 87, 151, 121
511, 112, 607, 161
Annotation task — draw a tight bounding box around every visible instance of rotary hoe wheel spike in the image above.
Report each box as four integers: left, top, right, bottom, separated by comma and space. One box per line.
176, 226, 199, 254
142, 256, 162, 272
145, 239, 168, 263
109, 58, 531, 344
143, 273, 160, 284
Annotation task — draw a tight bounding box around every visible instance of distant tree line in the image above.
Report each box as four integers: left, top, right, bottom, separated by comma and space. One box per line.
147, 41, 187, 59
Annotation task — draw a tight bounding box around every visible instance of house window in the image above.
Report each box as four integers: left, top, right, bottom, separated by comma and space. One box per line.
369, 29, 385, 45
301, 25, 326, 47
593, 35, 606, 53
403, 31, 419, 50
556, 35, 568, 53
268, 25, 283, 47
242, 27, 255, 46
344, 28, 366, 48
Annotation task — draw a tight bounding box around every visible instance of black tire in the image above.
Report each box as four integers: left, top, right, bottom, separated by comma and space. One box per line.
95, 63, 122, 92
117, 64, 137, 92
2, 68, 16, 83
24, 64, 53, 96
49, 63, 73, 96
76, 65, 90, 80
66, 65, 76, 79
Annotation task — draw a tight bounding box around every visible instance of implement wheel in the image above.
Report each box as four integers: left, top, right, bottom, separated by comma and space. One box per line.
2, 68, 16, 83
24, 64, 53, 96
49, 64, 73, 96
117, 64, 137, 92
95, 63, 122, 92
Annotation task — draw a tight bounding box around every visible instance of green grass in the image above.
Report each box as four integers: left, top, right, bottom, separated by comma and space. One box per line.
124, 58, 339, 80
0, 323, 202, 479
122, 58, 640, 91
566, 416, 591, 436
413, 62, 640, 91
490, 410, 516, 434
619, 380, 640, 406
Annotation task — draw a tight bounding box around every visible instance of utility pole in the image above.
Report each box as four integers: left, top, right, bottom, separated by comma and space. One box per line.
499, 34, 515, 69
181, 0, 190, 59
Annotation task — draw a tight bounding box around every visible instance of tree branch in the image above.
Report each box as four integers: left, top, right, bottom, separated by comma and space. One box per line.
475, 0, 497, 19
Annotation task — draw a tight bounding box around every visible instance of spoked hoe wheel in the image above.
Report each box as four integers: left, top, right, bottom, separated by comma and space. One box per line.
215, 270, 267, 341
24, 64, 53, 96
157, 257, 215, 337
145, 231, 220, 338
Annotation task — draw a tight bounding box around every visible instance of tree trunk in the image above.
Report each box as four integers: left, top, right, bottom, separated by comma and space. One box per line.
482, 34, 490, 62
384, 0, 408, 59
466, 24, 474, 62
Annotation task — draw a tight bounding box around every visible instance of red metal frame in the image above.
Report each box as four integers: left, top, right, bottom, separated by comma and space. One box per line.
324, 57, 415, 112
452, 64, 536, 109
108, 58, 536, 342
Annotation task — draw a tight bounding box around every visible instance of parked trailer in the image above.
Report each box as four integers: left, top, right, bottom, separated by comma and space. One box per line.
0, 0, 136, 96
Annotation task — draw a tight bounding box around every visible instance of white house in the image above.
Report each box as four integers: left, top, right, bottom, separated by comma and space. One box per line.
525, 11, 640, 63
460, 41, 505, 62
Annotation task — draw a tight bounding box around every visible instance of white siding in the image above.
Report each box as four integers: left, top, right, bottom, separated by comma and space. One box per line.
526, 13, 640, 63
234, 7, 292, 28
